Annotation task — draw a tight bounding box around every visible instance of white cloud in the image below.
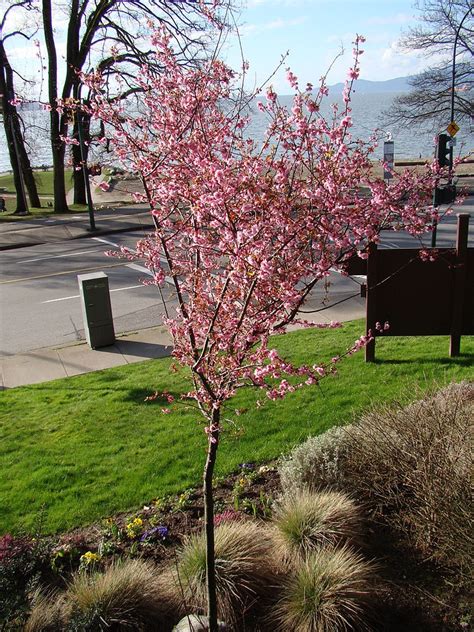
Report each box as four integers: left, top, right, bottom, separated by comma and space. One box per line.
365, 12, 413, 26
240, 15, 307, 37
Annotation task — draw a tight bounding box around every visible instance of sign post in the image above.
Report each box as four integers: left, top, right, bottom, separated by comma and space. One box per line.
383, 140, 394, 181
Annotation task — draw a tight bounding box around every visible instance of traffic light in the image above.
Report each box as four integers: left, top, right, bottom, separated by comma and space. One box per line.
434, 184, 456, 205
436, 133, 451, 167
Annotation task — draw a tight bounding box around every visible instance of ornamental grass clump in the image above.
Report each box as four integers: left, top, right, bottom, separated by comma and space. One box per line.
272, 489, 364, 560
274, 546, 376, 632
24, 592, 66, 632
26, 558, 174, 631
172, 521, 277, 626
279, 382, 473, 570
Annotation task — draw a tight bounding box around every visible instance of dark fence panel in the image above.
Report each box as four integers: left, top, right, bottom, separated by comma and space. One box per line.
344, 214, 473, 360
370, 249, 473, 336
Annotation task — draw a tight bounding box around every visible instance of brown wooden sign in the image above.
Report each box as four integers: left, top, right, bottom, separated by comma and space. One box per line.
346, 214, 473, 361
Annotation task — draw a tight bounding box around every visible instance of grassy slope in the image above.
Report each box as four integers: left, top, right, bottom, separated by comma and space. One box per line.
0, 170, 73, 196
0, 170, 87, 219
1, 321, 472, 534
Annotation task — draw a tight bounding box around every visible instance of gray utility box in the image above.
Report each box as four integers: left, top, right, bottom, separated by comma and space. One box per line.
78, 272, 115, 349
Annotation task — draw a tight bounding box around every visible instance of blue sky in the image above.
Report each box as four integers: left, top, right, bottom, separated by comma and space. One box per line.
7, 0, 437, 100
222, 0, 434, 92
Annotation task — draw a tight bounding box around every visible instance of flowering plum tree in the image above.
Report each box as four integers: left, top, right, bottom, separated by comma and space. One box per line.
84, 26, 440, 630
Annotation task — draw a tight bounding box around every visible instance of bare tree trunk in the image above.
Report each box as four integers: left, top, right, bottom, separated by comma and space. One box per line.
2, 111, 28, 214
72, 110, 90, 205
42, 0, 69, 213
204, 407, 220, 632
49, 113, 69, 213
0, 40, 41, 210
16, 125, 41, 208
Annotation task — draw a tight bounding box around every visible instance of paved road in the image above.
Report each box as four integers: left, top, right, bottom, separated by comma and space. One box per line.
0, 232, 173, 355
0, 229, 366, 356
1, 202, 472, 356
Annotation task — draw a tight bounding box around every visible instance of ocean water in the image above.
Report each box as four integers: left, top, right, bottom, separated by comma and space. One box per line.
1, 92, 473, 173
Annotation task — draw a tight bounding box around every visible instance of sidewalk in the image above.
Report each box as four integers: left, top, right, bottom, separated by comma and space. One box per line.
0, 204, 154, 251
0, 325, 174, 389
0, 296, 366, 390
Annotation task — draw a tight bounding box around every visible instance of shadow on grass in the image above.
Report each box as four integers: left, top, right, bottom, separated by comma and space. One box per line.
121, 387, 184, 406
373, 354, 473, 367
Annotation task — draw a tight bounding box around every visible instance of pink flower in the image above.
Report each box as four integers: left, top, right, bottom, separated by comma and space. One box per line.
286, 70, 298, 89
98, 181, 110, 192
83, 20, 441, 459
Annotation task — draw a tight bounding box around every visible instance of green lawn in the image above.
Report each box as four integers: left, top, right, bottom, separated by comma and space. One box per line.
0, 169, 73, 196
0, 169, 88, 219
0, 321, 472, 534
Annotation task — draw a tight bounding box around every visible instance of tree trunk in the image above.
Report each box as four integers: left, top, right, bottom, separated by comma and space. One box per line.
203, 408, 220, 632
43, 0, 69, 213
2, 111, 28, 214
17, 132, 41, 209
0, 41, 41, 210
72, 111, 90, 205
49, 114, 69, 213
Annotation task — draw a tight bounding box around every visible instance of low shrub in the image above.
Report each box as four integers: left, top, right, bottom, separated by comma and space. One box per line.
279, 382, 473, 570
272, 489, 364, 560
172, 521, 277, 627
279, 426, 351, 494
0, 534, 51, 629
344, 381, 473, 569
273, 545, 376, 632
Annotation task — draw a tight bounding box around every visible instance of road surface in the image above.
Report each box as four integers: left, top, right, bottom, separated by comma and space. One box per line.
1, 203, 472, 356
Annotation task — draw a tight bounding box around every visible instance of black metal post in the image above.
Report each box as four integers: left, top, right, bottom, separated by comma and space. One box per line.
449, 214, 469, 357
432, 7, 472, 247
76, 108, 96, 232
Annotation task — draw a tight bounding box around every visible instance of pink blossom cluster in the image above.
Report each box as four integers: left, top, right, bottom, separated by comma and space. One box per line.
83, 24, 440, 432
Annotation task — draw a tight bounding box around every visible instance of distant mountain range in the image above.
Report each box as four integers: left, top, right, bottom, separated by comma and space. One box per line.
329, 76, 413, 94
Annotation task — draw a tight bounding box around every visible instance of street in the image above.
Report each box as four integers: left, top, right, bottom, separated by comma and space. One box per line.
0, 201, 472, 356
0, 232, 175, 355
0, 230, 364, 356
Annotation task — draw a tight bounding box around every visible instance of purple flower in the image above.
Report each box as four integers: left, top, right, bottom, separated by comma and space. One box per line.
140, 526, 169, 542
239, 462, 255, 471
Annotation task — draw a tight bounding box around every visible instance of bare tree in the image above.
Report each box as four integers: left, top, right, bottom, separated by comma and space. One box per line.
41, 0, 229, 213
386, 0, 473, 130
1, 0, 41, 213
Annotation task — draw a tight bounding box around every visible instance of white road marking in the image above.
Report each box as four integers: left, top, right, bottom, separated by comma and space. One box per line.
127, 262, 153, 276
18, 249, 101, 264
92, 236, 173, 284
92, 237, 120, 248
41, 284, 145, 303
127, 262, 174, 286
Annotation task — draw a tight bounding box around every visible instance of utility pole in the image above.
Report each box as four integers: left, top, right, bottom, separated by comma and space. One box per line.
431, 5, 472, 248
75, 83, 96, 231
